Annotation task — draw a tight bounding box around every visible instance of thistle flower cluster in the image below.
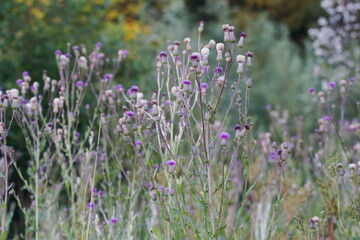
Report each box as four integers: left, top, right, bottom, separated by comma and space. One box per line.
309, 0, 360, 77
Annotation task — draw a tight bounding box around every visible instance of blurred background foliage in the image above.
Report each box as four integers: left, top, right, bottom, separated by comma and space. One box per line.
0, 0, 324, 125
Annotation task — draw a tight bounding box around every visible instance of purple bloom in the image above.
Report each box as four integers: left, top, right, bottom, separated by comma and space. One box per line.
265, 104, 272, 111
76, 81, 84, 88
349, 77, 355, 83
190, 53, 200, 62
269, 152, 278, 161
308, 87, 315, 94
110, 218, 118, 224
240, 32, 247, 38
91, 188, 97, 193
159, 51, 168, 58
119, 49, 129, 56
22, 71, 29, 77
126, 111, 135, 117
16, 79, 23, 85
65, 53, 71, 58
234, 125, 242, 131
166, 160, 176, 166
117, 84, 124, 91
323, 116, 331, 121
246, 51, 253, 57
98, 190, 104, 196
75, 132, 81, 138
182, 80, 191, 85
219, 132, 230, 140
135, 140, 142, 146
129, 86, 139, 93
213, 67, 223, 74
54, 50, 62, 56
200, 83, 208, 89
104, 74, 112, 80
152, 164, 158, 170
244, 124, 251, 130
96, 42, 103, 48
72, 45, 79, 51
329, 82, 336, 88
87, 202, 95, 208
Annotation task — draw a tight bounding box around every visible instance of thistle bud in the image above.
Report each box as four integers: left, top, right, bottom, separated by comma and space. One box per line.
166, 159, 176, 173
184, 38, 192, 52
237, 32, 246, 48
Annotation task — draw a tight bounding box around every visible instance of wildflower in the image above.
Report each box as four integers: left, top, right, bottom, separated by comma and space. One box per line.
216, 43, 224, 61
173, 41, 180, 56
198, 21, 205, 33
204, 39, 216, 48
246, 52, 253, 68
229, 26, 236, 43
236, 55, 245, 74
118, 49, 129, 62
76, 81, 84, 89
182, 80, 192, 92
213, 66, 223, 74
189, 52, 200, 67
184, 37, 192, 52
200, 82, 208, 95
222, 24, 230, 42
237, 32, 246, 48
220, 132, 230, 146
246, 78, 253, 88
166, 159, 176, 173
159, 51, 168, 65
98, 190, 104, 196
87, 202, 95, 209
201, 47, 210, 66
110, 218, 118, 224
349, 163, 356, 178
328, 82, 336, 88
308, 87, 315, 95
54, 50, 62, 56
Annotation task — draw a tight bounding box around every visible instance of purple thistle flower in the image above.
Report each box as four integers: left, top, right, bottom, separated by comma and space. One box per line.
22, 71, 29, 77
152, 164, 158, 170
349, 77, 355, 83
117, 84, 124, 91
16, 79, 23, 85
87, 202, 95, 208
269, 152, 278, 161
126, 111, 135, 117
96, 42, 103, 48
189, 53, 200, 62
166, 160, 176, 166
110, 218, 118, 224
213, 67, 223, 74
98, 190, 104, 196
135, 140, 142, 146
129, 86, 139, 93
76, 81, 84, 88
159, 51, 168, 58
54, 50, 62, 56
308, 87, 315, 94
329, 82, 336, 88
182, 80, 191, 85
104, 74, 112, 80
240, 32, 247, 38
244, 124, 251, 130
65, 53, 71, 58
246, 51, 253, 57
323, 116, 331, 121
200, 83, 208, 89
219, 132, 230, 140
119, 49, 129, 56
72, 45, 79, 51
91, 188, 97, 193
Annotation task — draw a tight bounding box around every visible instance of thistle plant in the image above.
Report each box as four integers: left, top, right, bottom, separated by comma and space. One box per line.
0, 22, 261, 240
